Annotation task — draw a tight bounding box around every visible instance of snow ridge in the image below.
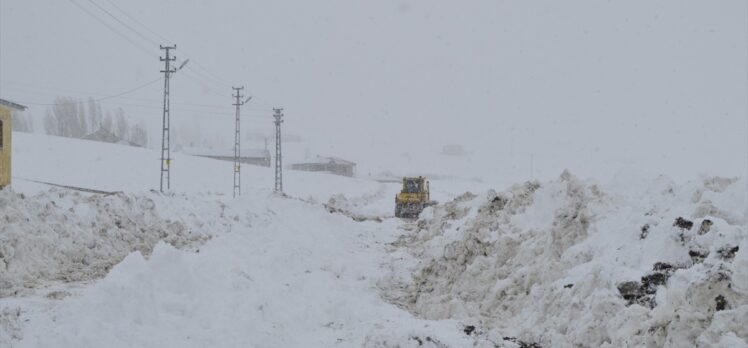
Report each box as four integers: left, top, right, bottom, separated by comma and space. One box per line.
383, 172, 748, 347
0, 188, 227, 297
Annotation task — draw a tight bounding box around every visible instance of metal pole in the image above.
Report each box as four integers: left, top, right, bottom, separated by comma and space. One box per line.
232, 86, 244, 198
273, 108, 284, 192
159, 45, 176, 192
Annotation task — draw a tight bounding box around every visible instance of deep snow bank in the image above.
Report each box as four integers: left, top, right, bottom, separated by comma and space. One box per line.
0, 188, 233, 297
383, 172, 748, 347
10, 194, 486, 348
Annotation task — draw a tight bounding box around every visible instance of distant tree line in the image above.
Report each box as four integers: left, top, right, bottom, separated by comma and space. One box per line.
43, 97, 148, 147
11, 112, 33, 132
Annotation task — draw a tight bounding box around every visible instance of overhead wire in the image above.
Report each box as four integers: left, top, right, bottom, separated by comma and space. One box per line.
3, 80, 272, 113
6, 90, 272, 123
102, 0, 172, 44
97, 0, 236, 91
5, 90, 271, 117
175, 69, 233, 98
183, 60, 234, 88
182, 65, 231, 90
67, 0, 155, 58
66, 0, 229, 95
84, 0, 161, 46
13, 77, 162, 106
51, 0, 273, 125
5, 93, 271, 118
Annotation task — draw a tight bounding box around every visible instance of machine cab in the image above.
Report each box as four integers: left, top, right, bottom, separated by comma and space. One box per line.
403, 177, 423, 193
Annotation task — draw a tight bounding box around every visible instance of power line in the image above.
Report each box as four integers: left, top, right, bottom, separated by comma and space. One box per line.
67, 0, 257, 113
3, 89, 273, 119
3, 79, 154, 99
1, 81, 274, 112
102, 0, 172, 44
185, 61, 234, 88
84, 0, 161, 46
95, 0, 234, 90
67, 0, 154, 58
97, 77, 163, 101
180, 65, 231, 91
11, 77, 162, 106
177, 69, 218, 90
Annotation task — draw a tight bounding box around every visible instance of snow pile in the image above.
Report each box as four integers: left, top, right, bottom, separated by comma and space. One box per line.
0, 188, 228, 297
11, 196, 480, 348
323, 182, 397, 218
383, 171, 748, 347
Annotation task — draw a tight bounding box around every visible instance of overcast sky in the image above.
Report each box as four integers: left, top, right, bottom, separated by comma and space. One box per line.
1, 0, 746, 184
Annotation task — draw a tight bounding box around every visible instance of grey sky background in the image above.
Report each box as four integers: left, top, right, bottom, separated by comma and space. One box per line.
1, 0, 746, 185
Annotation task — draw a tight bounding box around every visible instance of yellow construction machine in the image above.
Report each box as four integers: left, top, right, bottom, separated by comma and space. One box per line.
395, 176, 437, 218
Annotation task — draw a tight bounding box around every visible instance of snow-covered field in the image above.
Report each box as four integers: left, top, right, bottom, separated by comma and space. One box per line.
1, 132, 747, 347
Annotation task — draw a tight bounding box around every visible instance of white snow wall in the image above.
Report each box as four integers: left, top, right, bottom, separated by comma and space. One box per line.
0, 188, 235, 297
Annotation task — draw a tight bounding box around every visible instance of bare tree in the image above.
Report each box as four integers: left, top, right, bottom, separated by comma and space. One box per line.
101, 111, 113, 133
77, 100, 87, 136
129, 121, 148, 147
40, 96, 149, 147
44, 97, 87, 137
114, 108, 128, 139
12, 112, 33, 132
43, 109, 58, 135
87, 98, 103, 132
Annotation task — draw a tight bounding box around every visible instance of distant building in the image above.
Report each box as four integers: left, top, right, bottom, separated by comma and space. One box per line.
186, 147, 271, 167
0, 98, 28, 188
291, 156, 356, 177
83, 128, 140, 147
442, 144, 466, 156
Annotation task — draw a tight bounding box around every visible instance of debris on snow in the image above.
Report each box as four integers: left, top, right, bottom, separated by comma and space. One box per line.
715, 295, 728, 311
689, 249, 710, 264
717, 245, 740, 261
673, 217, 694, 230
502, 336, 543, 348
640, 224, 651, 239
698, 219, 714, 235
382, 172, 748, 347
463, 325, 476, 335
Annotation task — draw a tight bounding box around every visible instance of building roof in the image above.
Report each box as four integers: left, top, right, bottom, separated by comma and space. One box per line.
185, 147, 270, 159
83, 128, 138, 146
295, 156, 356, 166
0, 98, 28, 111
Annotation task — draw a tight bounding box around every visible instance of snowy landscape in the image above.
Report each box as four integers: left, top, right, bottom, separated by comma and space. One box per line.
1, 1, 747, 347
1, 133, 745, 347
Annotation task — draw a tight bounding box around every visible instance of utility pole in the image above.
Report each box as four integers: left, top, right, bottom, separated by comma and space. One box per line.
232, 86, 245, 198
159, 45, 176, 192
273, 108, 284, 193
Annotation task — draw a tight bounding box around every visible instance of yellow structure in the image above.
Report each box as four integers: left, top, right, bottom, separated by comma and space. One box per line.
0, 99, 28, 188
395, 176, 437, 218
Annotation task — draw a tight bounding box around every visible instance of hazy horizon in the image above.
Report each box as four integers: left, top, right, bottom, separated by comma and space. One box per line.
1, 0, 746, 185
